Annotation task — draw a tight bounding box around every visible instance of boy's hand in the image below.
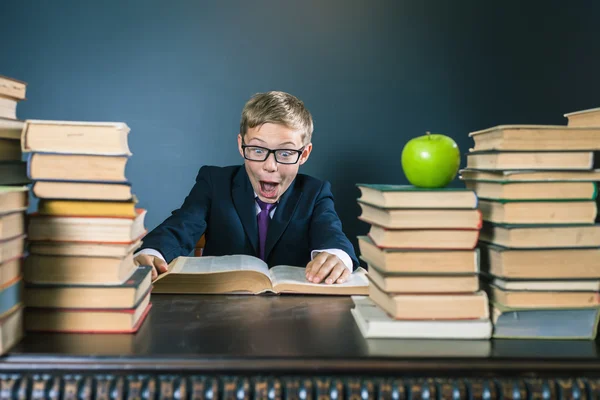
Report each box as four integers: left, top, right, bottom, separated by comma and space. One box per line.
134, 254, 169, 280
305, 252, 351, 284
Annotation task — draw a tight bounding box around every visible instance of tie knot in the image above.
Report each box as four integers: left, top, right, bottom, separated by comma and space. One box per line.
256, 198, 276, 212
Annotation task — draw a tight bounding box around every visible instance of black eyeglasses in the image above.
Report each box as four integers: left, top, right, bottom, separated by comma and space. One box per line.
241, 139, 306, 165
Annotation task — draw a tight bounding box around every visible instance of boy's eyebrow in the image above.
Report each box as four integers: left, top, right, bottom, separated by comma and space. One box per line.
247, 138, 299, 147
247, 137, 266, 144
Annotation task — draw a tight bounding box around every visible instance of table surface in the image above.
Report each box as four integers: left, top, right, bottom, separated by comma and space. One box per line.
3, 294, 600, 374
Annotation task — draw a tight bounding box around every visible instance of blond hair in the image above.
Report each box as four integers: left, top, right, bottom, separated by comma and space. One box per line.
240, 91, 314, 145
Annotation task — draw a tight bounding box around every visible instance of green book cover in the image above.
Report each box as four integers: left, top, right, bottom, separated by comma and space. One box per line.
356, 183, 472, 192
359, 255, 477, 276
479, 198, 596, 204
471, 178, 598, 184
0, 186, 28, 193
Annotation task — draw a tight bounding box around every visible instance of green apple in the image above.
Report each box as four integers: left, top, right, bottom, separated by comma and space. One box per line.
401, 131, 460, 188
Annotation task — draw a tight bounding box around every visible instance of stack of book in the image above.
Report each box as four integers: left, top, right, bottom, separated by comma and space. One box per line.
351, 184, 492, 339
461, 106, 600, 340
0, 75, 30, 353
21, 119, 152, 333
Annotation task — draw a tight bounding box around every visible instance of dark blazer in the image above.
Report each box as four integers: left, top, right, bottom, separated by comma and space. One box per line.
139, 165, 359, 269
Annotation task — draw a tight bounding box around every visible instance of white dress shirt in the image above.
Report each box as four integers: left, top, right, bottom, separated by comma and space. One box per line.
135, 196, 353, 272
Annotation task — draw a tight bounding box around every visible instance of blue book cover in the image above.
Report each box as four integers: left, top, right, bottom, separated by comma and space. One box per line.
0, 277, 21, 318
492, 304, 600, 339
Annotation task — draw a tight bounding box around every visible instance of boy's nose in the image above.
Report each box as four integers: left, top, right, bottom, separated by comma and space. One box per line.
262, 153, 278, 171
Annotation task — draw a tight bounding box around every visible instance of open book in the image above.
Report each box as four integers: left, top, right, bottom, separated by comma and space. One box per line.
152, 255, 369, 295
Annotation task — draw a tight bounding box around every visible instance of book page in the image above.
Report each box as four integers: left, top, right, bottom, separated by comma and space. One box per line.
152, 255, 273, 293
270, 266, 369, 290
170, 255, 270, 276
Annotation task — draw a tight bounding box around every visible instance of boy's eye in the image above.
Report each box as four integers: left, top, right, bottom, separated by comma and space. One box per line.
251, 148, 265, 154
277, 151, 293, 158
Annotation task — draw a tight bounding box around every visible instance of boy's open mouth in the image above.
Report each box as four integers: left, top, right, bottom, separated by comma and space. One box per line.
259, 181, 279, 198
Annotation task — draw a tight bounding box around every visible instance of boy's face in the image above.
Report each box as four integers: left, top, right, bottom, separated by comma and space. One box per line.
238, 123, 312, 204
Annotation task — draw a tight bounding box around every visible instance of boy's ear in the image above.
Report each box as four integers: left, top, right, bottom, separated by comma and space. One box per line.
237, 134, 244, 158
298, 143, 313, 165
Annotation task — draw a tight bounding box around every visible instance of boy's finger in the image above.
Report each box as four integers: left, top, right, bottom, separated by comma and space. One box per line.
335, 268, 351, 284
305, 254, 326, 280
305, 260, 314, 276
324, 264, 346, 284
151, 266, 158, 280
312, 256, 338, 283
134, 254, 149, 267
305, 260, 313, 279
155, 258, 169, 273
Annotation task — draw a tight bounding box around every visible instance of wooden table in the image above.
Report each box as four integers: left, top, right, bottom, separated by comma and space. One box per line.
1, 294, 599, 399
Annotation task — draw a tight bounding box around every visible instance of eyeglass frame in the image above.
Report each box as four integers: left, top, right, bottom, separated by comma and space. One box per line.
241, 138, 306, 165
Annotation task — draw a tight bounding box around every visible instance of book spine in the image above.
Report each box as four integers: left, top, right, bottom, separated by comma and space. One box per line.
23, 151, 131, 158
19, 121, 29, 153
29, 177, 130, 184
32, 179, 132, 186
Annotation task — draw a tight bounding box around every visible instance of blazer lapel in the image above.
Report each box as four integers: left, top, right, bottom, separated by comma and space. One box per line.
264, 181, 302, 262
232, 167, 259, 255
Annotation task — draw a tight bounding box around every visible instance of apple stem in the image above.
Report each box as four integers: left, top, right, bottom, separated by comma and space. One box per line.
426, 131, 431, 139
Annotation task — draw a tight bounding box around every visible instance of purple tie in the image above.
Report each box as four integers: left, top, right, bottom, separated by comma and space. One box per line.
256, 198, 275, 261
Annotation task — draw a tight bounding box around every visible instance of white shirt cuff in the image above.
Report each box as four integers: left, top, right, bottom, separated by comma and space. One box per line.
134, 248, 167, 263
311, 248, 353, 272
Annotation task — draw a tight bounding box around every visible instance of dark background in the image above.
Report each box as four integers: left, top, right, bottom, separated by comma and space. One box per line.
1, 0, 599, 255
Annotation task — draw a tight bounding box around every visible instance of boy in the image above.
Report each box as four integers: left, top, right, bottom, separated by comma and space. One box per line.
134, 91, 359, 285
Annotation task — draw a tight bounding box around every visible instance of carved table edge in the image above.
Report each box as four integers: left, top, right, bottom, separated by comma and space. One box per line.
0, 357, 600, 374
